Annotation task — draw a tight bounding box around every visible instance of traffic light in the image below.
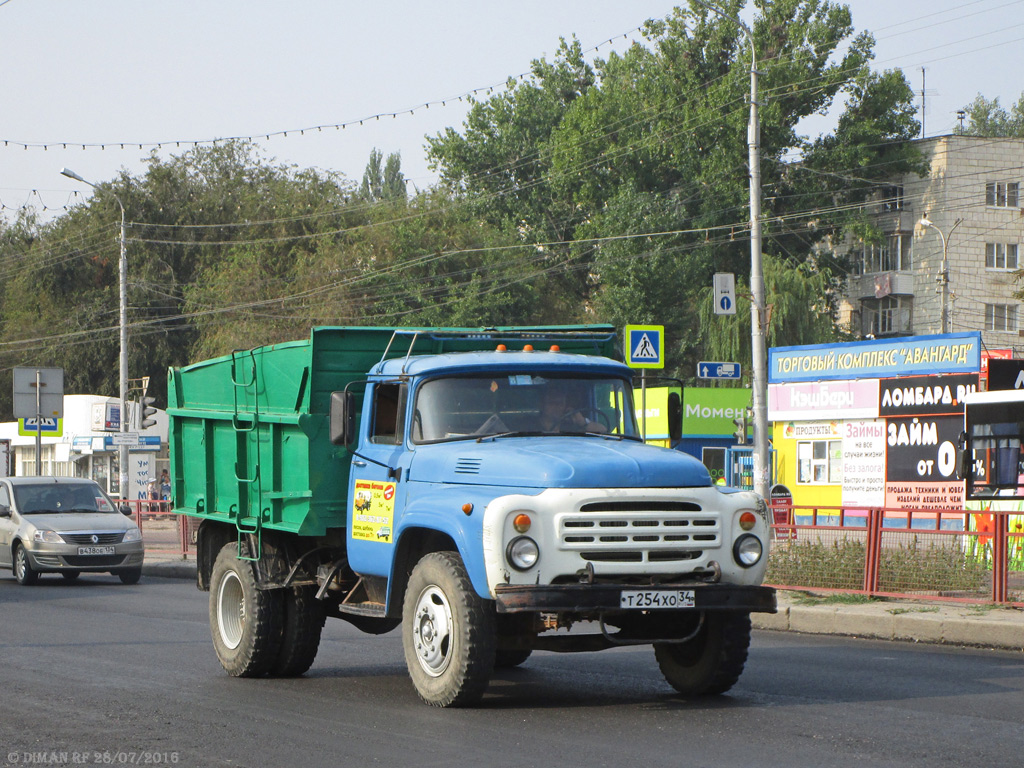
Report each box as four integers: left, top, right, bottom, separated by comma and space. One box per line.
140, 396, 158, 429
733, 410, 748, 445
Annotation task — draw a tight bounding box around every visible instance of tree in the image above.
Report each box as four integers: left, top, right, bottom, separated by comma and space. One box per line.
956, 93, 1024, 138
359, 149, 407, 203
427, 0, 924, 377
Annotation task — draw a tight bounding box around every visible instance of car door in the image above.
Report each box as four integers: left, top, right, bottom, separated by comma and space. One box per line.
0, 483, 13, 567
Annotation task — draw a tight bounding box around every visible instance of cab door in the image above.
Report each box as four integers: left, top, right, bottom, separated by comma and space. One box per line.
347, 381, 410, 577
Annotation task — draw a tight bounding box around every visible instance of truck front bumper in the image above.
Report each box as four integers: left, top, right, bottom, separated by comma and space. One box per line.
493, 583, 777, 614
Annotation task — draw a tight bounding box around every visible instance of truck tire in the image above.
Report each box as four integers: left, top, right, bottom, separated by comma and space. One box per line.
271, 586, 325, 677
654, 612, 751, 696
209, 543, 284, 677
402, 551, 496, 707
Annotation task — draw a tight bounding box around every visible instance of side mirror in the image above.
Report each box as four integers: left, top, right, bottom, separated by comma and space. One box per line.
0, 504, 10, 518
330, 390, 357, 446
667, 392, 683, 442
119, 504, 132, 517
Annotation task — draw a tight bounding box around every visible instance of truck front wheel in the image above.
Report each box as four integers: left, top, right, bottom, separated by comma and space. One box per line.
209, 543, 283, 677
402, 551, 496, 707
654, 612, 751, 696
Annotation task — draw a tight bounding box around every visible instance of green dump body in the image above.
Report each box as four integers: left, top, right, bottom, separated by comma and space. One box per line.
167, 325, 619, 538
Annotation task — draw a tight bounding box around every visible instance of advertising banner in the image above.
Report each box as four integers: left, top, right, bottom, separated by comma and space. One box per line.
878, 373, 978, 417
883, 414, 963, 511
769, 332, 981, 383
841, 421, 887, 508
768, 380, 879, 421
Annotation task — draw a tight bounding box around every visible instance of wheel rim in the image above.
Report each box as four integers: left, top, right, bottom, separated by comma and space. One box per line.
15, 548, 27, 580
217, 570, 246, 650
412, 585, 454, 678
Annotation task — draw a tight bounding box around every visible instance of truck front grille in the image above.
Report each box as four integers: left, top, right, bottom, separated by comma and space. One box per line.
558, 500, 719, 563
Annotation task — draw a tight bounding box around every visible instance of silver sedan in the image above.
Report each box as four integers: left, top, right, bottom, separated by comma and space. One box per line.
0, 476, 144, 585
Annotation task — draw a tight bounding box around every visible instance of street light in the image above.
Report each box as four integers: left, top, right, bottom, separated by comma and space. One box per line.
60, 167, 130, 499
695, 1, 770, 500
918, 215, 963, 334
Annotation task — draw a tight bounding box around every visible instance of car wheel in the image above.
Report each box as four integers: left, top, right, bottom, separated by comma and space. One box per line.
402, 551, 495, 707
62, 571, 81, 582
14, 544, 38, 585
209, 542, 283, 677
117, 567, 142, 585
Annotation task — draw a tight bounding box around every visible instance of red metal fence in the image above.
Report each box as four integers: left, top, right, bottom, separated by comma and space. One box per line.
767, 503, 1024, 606
123, 500, 196, 558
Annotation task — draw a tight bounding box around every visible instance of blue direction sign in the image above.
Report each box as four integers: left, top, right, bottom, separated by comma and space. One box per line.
697, 361, 742, 380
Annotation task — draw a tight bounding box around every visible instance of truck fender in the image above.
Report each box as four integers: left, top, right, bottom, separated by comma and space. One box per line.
386, 506, 489, 618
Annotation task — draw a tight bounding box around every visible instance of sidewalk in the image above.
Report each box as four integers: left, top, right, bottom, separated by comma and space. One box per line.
753, 590, 1023, 652
141, 553, 1023, 653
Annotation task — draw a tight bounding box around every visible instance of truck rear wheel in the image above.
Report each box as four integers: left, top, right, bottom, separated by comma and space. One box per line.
402, 551, 495, 707
271, 586, 324, 677
654, 612, 751, 696
209, 543, 284, 677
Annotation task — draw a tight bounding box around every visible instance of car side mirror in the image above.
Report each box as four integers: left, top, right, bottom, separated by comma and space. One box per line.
0, 504, 10, 518
119, 504, 133, 517
330, 390, 357, 446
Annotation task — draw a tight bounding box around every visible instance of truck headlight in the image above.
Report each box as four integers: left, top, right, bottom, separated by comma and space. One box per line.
506, 536, 539, 571
733, 534, 763, 567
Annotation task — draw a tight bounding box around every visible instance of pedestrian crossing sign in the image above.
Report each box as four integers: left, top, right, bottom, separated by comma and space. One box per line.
624, 324, 664, 369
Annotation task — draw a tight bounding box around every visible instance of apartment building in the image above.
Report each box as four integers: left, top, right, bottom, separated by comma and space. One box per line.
840, 135, 1024, 350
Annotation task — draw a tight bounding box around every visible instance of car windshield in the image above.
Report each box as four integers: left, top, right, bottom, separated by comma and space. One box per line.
13, 483, 116, 514
412, 373, 640, 443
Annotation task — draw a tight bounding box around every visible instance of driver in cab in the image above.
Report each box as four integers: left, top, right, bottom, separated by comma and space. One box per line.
538, 386, 607, 433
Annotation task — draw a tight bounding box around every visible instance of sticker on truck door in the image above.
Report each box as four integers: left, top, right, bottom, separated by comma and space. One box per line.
352, 479, 395, 543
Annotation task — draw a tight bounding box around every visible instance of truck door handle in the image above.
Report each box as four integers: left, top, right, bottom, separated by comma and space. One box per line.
352, 460, 367, 467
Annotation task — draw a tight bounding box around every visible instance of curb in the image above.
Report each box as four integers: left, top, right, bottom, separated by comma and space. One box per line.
142, 558, 196, 581
753, 598, 1024, 652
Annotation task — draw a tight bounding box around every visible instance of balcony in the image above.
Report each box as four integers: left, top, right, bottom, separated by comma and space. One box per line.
847, 271, 915, 300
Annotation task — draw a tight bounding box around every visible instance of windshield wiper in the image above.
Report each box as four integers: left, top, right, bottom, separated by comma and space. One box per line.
476, 431, 545, 442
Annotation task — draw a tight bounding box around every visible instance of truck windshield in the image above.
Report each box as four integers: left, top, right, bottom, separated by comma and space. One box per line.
412, 374, 639, 443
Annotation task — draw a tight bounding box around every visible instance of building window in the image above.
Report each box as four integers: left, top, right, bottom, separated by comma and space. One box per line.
986, 243, 1019, 270
863, 296, 910, 336
985, 304, 1018, 332
986, 181, 1020, 208
857, 233, 910, 274
797, 440, 843, 485
881, 185, 904, 212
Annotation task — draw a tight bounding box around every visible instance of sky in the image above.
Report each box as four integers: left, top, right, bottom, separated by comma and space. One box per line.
1, 0, 1022, 220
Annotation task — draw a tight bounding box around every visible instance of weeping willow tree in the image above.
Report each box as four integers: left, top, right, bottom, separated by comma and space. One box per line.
697, 253, 848, 382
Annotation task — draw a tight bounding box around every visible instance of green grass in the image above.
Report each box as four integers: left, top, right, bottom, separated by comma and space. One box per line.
766, 536, 989, 594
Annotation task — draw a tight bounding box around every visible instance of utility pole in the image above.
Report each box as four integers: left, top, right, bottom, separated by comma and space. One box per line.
695, 1, 770, 499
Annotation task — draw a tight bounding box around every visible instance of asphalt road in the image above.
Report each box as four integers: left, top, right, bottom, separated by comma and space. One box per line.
1, 573, 1022, 768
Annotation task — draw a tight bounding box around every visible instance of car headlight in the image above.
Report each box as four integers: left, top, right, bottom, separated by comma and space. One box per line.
506, 536, 539, 571
33, 530, 64, 544
733, 534, 763, 567
123, 528, 142, 543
